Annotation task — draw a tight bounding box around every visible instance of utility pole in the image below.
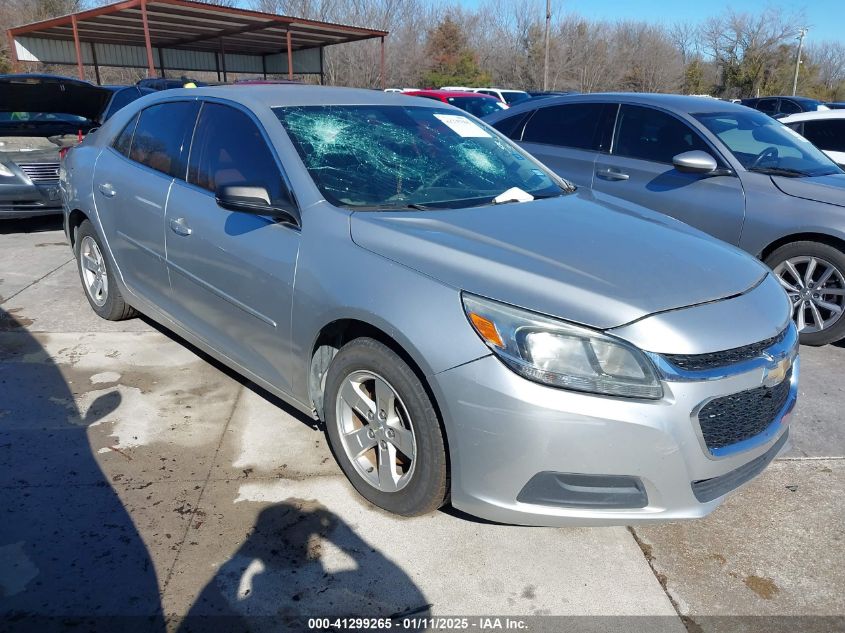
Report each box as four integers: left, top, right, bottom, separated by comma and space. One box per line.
792, 27, 808, 96
542, 0, 551, 91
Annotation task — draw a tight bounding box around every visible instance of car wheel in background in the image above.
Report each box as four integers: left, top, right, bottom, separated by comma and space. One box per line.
766, 240, 845, 345
323, 337, 448, 516
75, 220, 138, 321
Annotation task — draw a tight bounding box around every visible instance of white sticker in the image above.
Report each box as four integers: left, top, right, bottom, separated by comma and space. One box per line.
433, 113, 491, 138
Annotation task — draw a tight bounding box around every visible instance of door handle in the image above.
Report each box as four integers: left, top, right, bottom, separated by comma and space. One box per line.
595, 168, 630, 181
97, 183, 116, 197
169, 217, 192, 236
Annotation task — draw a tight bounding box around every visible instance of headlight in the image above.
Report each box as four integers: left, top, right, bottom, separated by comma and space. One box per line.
462, 293, 663, 399
0, 163, 14, 178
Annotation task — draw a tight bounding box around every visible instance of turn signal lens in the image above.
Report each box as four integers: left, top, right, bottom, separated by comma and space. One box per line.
469, 312, 504, 348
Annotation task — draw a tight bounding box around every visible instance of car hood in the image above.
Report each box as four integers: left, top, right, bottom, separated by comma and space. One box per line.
0, 75, 111, 124
771, 173, 845, 208
350, 192, 768, 330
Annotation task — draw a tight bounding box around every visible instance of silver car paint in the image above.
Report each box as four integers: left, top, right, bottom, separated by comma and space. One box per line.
62, 86, 795, 525
484, 93, 845, 260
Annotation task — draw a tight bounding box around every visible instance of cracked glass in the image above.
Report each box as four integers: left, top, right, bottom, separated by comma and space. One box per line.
274, 105, 566, 209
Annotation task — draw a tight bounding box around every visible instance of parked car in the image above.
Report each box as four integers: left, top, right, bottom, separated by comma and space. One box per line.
137, 76, 207, 91
485, 93, 845, 344
473, 88, 531, 105
0, 74, 144, 219
403, 90, 507, 117
741, 96, 830, 119
781, 110, 845, 168
62, 86, 797, 526
101, 84, 156, 120
527, 90, 578, 99
826, 102, 845, 110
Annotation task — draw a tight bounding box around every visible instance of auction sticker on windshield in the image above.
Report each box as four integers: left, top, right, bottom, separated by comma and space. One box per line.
434, 113, 491, 138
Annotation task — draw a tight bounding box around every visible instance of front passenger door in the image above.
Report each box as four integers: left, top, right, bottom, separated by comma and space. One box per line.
164, 101, 300, 393
592, 104, 746, 245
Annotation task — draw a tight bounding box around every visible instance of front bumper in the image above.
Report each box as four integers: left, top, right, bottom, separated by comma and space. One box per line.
0, 181, 63, 218
433, 348, 797, 527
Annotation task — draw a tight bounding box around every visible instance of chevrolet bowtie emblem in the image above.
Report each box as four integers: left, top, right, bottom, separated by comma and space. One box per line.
762, 355, 791, 388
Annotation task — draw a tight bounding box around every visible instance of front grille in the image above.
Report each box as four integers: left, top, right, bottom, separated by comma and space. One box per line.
17, 162, 60, 183
664, 328, 787, 372
698, 369, 792, 451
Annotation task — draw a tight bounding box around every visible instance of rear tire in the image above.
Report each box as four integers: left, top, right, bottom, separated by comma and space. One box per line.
765, 240, 845, 346
323, 337, 448, 516
75, 220, 137, 321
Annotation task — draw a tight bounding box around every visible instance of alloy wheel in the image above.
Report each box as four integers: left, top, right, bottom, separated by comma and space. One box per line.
774, 255, 845, 334
335, 370, 417, 493
79, 236, 109, 307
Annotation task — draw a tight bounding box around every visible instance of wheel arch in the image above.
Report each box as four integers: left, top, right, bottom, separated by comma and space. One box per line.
66, 208, 90, 249
760, 232, 845, 262
308, 318, 445, 427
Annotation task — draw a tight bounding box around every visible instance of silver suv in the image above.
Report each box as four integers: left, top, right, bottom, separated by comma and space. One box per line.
62, 86, 797, 526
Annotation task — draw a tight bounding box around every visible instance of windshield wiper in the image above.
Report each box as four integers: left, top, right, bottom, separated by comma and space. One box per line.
747, 166, 810, 178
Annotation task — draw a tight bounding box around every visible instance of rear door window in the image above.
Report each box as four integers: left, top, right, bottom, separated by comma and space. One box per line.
756, 98, 779, 115
521, 103, 608, 151
802, 120, 845, 152
187, 102, 288, 203
129, 101, 199, 178
612, 105, 710, 164
779, 99, 802, 115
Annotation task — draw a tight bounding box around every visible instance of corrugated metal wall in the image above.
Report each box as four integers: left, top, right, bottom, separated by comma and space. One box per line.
14, 36, 322, 74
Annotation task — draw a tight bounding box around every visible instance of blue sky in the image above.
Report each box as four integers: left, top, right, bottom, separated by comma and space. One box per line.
463, 0, 845, 43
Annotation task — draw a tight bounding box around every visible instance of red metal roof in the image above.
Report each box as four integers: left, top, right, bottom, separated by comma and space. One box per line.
8, 0, 388, 56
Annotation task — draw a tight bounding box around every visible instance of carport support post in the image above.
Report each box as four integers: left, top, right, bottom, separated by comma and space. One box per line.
91, 44, 101, 85
6, 31, 19, 74
380, 36, 385, 90
140, 0, 156, 78
71, 15, 84, 80
286, 30, 293, 80
220, 38, 227, 82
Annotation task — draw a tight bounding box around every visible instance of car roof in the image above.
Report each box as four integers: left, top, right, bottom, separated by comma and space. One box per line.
405, 90, 495, 99
149, 84, 453, 109
484, 92, 753, 121
780, 110, 845, 123
0, 73, 97, 87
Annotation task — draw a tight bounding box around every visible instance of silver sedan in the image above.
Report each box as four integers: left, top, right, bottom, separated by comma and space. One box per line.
61, 86, 796, 525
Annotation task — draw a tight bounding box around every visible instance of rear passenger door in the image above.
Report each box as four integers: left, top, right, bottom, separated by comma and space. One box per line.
164, 101, 300, 393
93, 100, 198, 309
514, 102, 613, 188
592, 104, 746, 245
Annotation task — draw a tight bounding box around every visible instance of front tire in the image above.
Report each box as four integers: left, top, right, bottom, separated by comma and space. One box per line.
323, 337, 448, 516
75, 220, 137, 321
766, 240, 845, 346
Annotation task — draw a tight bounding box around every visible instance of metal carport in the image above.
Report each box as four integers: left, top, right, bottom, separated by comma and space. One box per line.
6, 0, 388, 87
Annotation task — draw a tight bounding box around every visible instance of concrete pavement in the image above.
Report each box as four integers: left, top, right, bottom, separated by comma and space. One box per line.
0, 217, 842, 632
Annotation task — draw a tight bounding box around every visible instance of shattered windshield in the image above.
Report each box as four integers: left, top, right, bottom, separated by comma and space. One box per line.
273, 105, 566, 209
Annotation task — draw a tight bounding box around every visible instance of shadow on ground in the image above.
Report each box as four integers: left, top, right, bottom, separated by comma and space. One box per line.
0, 306, 165, 632
174, 501, 430, 632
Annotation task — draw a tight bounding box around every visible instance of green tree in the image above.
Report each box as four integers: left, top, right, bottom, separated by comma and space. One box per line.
420, 15, 489, 88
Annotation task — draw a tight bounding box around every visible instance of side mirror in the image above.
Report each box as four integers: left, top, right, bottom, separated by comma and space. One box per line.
672, 150, 719, 174
215, 185, 298, 224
